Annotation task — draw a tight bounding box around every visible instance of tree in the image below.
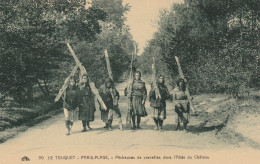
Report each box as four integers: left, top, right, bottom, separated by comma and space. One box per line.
0, 0, 105, 102
71, 0, 135, 84
138, 0, 260, 97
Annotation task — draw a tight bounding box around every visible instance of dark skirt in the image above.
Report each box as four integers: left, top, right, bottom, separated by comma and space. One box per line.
153, 107, 166, 120
131, 96, 147, 117
101, 109, 113, 123
79, 97, 95, 121
175, 104, 190, 123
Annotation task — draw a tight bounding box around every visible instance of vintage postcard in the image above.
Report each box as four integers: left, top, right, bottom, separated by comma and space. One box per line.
0, 0, 259, 164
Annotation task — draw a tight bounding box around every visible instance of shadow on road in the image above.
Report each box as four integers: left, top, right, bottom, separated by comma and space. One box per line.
134, 119, 226, 134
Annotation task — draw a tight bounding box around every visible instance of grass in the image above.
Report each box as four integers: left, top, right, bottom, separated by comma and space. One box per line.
191, 89, 260, 148
0, 96, 62, 143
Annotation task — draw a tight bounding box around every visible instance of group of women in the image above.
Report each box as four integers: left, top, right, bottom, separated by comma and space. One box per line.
62, 71, 191, 135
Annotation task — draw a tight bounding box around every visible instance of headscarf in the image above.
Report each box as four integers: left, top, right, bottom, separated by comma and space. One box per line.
104, 77, 114, 88
157, 75, 165, 85
176, 78, 186, 91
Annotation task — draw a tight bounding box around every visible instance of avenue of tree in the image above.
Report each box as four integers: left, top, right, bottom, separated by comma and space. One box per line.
0, 0, 136, 103
1, 0, 260, 104
138, 0, 260, 97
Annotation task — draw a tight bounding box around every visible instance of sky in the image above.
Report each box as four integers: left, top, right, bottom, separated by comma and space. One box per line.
122, 0, 184, 55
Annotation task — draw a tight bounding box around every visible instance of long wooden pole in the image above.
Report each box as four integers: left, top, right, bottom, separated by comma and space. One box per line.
175, 56, 195, 113
152, 56, 161, 99
104, 49, 123, 130
66, 43, 107, 111
54, 65, 79, 102
104, 49, 113, 80
125, 44, 136, 129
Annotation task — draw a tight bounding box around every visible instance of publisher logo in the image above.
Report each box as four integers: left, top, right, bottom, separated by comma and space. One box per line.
21, 156, 30, 161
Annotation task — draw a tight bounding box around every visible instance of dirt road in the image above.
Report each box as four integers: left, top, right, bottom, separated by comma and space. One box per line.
0, 80, 258, 163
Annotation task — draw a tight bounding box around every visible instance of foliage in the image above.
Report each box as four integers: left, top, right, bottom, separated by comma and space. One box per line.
70, 0, 135, 85
0, 0, 135, 103
139, 0, 260, 97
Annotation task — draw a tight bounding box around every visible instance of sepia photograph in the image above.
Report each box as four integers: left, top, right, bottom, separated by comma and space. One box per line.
0, 0, 259, 163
